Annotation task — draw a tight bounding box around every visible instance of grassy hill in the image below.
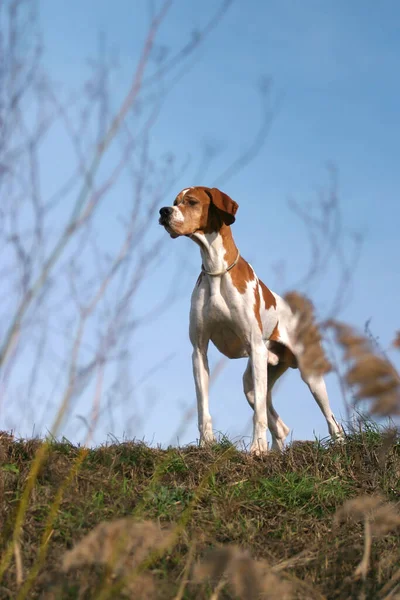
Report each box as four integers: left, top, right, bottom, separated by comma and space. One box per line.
0, 426, 399, 599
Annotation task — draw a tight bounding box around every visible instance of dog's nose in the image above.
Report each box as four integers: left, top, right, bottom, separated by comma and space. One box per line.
159, 207, 173, 218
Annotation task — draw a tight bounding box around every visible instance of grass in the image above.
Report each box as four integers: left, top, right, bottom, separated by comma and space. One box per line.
0, 427, 399, 599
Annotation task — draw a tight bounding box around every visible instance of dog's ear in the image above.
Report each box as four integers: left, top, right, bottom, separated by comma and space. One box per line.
208, 188, 239, 225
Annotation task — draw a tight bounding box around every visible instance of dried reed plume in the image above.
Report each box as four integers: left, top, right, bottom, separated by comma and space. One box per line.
62, 518, 171, 597
394, 331, 400, 349
328, 321, 400, 416
335, 495, 400, 536
335, 495, 400, 581
284, 291, 331, 377
194, 545, 294, 599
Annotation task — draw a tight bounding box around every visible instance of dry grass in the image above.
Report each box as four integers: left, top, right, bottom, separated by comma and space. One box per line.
0, 427, 399, 599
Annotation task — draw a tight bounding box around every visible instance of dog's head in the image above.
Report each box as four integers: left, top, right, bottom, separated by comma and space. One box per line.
158, 187, 238, 238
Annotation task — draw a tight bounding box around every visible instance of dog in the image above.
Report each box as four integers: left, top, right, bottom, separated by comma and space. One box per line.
159, 186, 344, 454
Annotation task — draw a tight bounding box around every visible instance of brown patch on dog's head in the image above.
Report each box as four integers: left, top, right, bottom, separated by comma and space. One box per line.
205, 187, 238, 226
158, 186, 238, 238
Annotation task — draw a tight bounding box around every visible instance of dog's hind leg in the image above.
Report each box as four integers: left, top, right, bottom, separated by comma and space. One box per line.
300, 371, 344, 440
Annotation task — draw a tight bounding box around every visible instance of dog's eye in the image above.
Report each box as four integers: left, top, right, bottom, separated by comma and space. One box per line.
188, 199, 198, 206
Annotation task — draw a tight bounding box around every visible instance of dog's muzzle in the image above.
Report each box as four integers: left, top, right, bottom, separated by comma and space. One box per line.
159, 206, 173, 225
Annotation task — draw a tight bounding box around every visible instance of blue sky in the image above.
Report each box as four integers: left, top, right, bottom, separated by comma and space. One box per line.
3, 0, 399, 447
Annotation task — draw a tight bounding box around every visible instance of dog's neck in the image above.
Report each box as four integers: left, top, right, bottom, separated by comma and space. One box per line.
191, 225, 238, 275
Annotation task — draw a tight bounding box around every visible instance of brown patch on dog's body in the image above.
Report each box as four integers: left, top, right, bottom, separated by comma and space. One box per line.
229, 257, 255, 294
270, 323, 280, 342
268, 323, 298, 368
254, 285, 263, 332
260, 280, 276, 309
212, 222, 256, 295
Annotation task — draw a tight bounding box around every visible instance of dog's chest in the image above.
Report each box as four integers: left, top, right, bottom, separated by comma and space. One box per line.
204, 279, 249, 325
206, 291, 231, 321
191, 277, 257, 358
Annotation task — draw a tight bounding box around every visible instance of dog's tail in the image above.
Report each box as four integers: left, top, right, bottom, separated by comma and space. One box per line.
283, 291, 331, 378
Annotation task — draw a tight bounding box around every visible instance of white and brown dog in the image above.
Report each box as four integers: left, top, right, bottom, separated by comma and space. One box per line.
159, 186, 343, 454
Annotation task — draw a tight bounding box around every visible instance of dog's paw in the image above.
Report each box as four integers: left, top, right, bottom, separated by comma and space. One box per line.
333, 431, 345, 444
199, 431, 216, 447
249, 438, 269, 456
270, 439, 285, 453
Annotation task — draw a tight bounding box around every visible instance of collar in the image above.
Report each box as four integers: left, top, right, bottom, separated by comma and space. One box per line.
201, 249, 240, 276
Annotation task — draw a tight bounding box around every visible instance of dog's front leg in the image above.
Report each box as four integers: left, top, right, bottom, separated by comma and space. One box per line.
192, 342, 215, 446
249, 340, 269, 455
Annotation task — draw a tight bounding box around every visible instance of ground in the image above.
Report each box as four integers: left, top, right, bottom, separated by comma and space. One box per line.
0, 425, 399, 599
